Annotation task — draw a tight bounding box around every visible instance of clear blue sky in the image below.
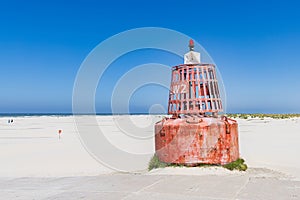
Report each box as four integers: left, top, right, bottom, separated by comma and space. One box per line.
0, 0, 299, 113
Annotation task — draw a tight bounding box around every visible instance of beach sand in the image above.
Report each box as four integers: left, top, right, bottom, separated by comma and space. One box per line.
0, 115, 299, 199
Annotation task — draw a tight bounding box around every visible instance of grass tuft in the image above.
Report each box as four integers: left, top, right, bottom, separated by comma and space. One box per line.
226, 113, 300, 119
148, 154, 248, 171
222, 158, 248, 171
148, 154, 168, 171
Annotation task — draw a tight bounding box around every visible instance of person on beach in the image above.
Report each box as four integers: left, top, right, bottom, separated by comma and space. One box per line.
58, 129, 62, 139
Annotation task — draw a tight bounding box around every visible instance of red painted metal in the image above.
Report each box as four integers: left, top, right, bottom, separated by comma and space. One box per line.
168, 64, 222, 116
155, 116, 239, 165
155, 40, 240, 165
189, 39, 194, 50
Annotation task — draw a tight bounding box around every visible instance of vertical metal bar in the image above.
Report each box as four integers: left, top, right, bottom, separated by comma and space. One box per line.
192, 67, 196, 112
209, 66, 218, 111
213, 66, 221, 99
186, 66, 189, 111
168, 70, 173, 114
212, 66, 222, 111
196, 66, 202, 111
205, 66, 214, 111
201, 66, 208, 111
180, 68, 184, 112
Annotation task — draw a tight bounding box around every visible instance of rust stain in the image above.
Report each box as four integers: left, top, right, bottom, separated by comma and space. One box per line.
155, 116, 239, 165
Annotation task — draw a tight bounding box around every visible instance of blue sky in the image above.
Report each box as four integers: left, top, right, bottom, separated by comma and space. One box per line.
0, 0, 299, 113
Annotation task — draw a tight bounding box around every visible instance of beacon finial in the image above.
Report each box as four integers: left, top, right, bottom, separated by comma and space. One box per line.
189, 39, 194, 51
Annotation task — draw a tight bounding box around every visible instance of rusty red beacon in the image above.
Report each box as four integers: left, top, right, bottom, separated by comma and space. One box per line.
155, 40, 240, 165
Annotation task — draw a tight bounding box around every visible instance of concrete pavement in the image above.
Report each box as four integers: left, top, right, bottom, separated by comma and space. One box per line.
1, 168, 299, 200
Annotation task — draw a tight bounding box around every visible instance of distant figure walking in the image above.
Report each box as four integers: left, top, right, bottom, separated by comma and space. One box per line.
58, 129, 62, 139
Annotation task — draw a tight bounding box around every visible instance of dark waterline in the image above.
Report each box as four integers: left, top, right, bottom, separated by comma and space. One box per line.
0, 112, 299, 117
0, 113, 168, 117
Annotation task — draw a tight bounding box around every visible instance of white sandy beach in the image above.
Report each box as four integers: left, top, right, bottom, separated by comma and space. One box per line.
0, 115, 299, 199
0, 115, 299, 178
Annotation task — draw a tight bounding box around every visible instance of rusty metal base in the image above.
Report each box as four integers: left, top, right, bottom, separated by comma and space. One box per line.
155, 116, 239, 165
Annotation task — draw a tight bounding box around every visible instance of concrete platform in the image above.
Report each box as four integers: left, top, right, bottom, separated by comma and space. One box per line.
1, 168, 299, 200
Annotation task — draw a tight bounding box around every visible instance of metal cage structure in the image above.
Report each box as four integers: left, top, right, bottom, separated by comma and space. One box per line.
168, 64, 222, 116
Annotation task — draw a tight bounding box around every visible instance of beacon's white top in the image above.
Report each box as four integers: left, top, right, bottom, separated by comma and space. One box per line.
184, 51, 201, 64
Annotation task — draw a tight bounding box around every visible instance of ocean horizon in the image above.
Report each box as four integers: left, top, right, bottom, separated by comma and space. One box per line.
0, 112, 299, 117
